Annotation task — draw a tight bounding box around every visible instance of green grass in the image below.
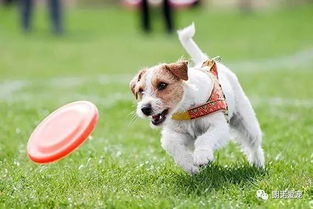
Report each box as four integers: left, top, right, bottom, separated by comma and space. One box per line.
0, 4, 313, 209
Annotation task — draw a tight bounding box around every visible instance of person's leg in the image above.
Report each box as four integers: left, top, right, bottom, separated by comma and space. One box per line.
162, 0, 174, 33
20, 0, 32, 32
140, 0, 151, 32
49, 0, 63, 34
4, 0, 15, 6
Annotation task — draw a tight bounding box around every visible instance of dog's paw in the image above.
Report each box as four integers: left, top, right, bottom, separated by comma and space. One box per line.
176, 160, 199, 175
248, 146, 265, 169
193, 149, 214, 167
183, 164, 200, 175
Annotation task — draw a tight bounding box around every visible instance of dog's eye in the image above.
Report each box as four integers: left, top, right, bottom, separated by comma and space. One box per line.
157, 82, 168, 91
139, 88, 144, 94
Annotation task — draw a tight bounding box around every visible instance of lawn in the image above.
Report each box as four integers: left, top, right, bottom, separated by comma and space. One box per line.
0, 4, 313, 209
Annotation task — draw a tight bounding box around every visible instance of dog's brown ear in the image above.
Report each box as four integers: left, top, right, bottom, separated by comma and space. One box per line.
129, 78, 136, 97
165, 61, 188, 81
129, 69, 146, 99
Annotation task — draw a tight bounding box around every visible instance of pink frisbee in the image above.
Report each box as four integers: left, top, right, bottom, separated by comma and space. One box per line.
27, 101, 99, 164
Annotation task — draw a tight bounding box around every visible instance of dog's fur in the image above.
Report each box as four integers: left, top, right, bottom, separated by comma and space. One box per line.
130, 24, 265, 174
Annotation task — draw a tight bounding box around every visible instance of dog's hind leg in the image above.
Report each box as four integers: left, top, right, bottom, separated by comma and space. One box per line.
230, 85, 265, 168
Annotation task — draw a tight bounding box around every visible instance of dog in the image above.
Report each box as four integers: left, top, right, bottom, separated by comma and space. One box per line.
129, 23, 265, 174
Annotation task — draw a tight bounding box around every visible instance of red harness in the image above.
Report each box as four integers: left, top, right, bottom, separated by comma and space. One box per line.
171, 58, 229, 121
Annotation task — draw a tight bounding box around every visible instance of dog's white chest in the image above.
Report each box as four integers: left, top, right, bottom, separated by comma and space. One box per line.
166, 114, 223, 139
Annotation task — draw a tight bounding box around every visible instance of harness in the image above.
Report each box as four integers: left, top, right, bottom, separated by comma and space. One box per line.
171, 58, 229, 121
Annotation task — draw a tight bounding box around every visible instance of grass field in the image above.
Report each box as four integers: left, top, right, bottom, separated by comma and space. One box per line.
0, 4, 313, 208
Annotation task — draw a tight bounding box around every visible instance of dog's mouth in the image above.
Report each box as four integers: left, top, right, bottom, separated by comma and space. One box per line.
151, 109, 169, 126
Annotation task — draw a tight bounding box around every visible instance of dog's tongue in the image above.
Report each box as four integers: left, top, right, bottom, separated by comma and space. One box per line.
152, 114, 161, 121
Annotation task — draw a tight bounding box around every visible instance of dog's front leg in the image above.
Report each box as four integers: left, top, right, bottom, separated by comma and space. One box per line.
161, 129, 199, 174
194, 119, 230, 167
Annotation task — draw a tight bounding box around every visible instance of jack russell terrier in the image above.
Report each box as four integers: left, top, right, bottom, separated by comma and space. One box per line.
129, 23, 265, 174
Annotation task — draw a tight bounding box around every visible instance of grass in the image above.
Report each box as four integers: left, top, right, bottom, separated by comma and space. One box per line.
0, 4, 313, 209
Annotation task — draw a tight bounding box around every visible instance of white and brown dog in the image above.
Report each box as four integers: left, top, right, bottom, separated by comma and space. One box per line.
129, 24, 265, 174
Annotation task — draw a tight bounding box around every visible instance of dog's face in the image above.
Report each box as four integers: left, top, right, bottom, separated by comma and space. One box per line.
130, 61, 188, 126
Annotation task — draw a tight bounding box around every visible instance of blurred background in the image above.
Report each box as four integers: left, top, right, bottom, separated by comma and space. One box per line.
0, 0, 312, 78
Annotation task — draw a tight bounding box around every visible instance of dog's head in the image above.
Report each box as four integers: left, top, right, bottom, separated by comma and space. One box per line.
129, 60, 188, 126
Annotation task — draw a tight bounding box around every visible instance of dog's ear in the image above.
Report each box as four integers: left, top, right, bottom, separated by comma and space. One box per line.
129, 78, 136, 97
165, 61, 188, 81
129, 69, 146, 99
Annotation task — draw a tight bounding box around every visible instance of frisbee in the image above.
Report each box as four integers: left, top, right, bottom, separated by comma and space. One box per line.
27, 101, 99, 164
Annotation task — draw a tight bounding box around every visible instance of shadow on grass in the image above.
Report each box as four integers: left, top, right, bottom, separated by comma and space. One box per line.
171, 163, 267, 195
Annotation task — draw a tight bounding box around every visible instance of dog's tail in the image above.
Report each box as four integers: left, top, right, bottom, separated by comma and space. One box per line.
177, 23, 208, 64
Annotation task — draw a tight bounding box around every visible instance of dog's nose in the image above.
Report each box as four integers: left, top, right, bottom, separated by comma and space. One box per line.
141, 104, 152, 116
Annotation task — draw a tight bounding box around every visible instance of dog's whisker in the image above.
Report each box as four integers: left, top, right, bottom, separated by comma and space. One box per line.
128, 110, 136, 117
127, 114, 138, 127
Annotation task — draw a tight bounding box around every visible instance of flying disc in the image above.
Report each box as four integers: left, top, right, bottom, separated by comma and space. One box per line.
27, 101, 99, 164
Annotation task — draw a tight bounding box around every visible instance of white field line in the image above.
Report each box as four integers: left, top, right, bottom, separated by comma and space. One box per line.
0, 75, 132, 101
0, 80, 29, 100
1, 47, 313, 103
74, 93, 133, 109
48, 74, 131, 88
1, 86, 313, 110
251, 97, 313, 108
229, 47, 313, 72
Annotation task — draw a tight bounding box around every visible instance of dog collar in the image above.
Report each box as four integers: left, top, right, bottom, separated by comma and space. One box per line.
171, 58, 229, 121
